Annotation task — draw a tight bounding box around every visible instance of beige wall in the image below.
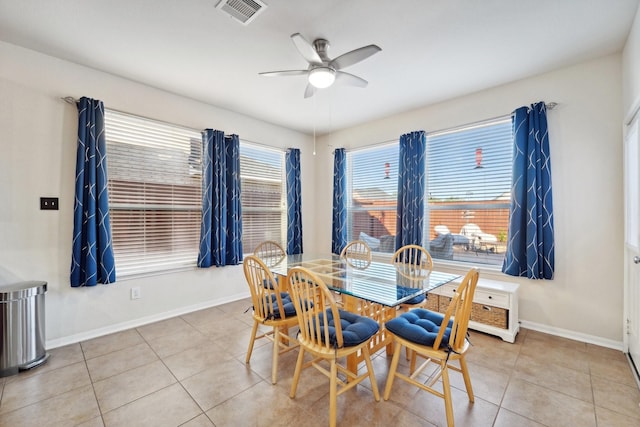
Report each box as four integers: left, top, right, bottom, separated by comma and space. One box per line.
0, 37, 630, 348
0, 41, 315, 347
314, 54, 624, 345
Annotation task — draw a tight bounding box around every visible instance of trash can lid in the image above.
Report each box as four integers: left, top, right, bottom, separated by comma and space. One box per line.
0, 281, 47, 301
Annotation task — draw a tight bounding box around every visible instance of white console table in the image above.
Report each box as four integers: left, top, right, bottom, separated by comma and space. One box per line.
427, 277, 520, 343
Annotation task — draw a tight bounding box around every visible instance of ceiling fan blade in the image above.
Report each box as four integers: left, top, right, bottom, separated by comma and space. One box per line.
335, 71, 368, 88
291, 33, 322, 64
329, 45, 381, 70
304, 83, 316, 98
259, 70, 308, 77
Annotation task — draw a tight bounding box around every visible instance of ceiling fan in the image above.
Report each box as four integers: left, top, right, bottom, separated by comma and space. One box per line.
259, 33, 381, 98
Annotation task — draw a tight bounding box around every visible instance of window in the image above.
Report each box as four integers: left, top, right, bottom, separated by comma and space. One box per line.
105, 110, 203, 277
346, 143, 399, 253
239, 144, 287, 253
105, 112, 287, 276
426, 118, 512, 266
346, 117, 513, 267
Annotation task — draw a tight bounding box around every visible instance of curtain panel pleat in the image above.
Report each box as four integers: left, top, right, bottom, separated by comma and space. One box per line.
286, 148, 303, 255
331, 148, 347, 254
395, 131, 427, 251
502, 102, 555, 279
198, 130, 243, 267
70, 97, 116, 286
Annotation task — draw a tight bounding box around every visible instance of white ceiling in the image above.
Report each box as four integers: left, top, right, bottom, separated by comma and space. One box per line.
1, 0, 638, 134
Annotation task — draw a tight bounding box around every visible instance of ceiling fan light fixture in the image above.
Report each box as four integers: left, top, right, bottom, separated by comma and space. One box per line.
308, 67, 336, 88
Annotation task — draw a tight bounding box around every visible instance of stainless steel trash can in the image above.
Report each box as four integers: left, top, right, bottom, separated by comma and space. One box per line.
0, 281, 49, 377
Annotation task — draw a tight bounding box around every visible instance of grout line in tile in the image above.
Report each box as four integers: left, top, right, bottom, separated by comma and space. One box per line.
98, 382, 180, 419
2, 303, 638, 427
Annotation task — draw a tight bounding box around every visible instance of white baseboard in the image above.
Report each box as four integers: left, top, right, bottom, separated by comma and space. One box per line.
519, 320, 624, 351
45, 291, 251, 349
45, 295, 626, 355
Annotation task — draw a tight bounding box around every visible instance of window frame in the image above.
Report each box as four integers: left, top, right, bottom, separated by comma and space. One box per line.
104, 111, 288, 279
344, 116, 513, 268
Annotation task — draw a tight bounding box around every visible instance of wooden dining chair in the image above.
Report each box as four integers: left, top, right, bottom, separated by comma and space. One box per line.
383, 268, 479, 427
254, 240, 286, 265
286, 266, 381, 427
339, 240, 372, 269
243, 255, 299, 384
391, 244, 433, 309
392, 244, 435, 359
254, 240, 286, 289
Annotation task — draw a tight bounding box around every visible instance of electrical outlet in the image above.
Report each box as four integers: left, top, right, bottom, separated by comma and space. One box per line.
130, 287, 141, 300
40, 197, 59, 210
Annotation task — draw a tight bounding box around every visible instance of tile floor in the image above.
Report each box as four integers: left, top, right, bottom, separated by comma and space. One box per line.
1, 298, 639, 426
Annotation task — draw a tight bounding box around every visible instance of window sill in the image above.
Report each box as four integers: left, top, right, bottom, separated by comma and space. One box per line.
371, 251, 504, 277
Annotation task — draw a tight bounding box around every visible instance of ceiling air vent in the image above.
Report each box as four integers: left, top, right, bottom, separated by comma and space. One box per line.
216, 0, 267, 25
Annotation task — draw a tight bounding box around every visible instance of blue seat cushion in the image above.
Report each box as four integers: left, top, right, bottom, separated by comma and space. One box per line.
397, 286, 426, 305
263, 292, 297, 319
262, 276, 279, 289
316, 309, 379, 348
385, 308, 453, 348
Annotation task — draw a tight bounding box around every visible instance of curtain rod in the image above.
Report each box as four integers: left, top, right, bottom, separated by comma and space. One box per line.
61, 96, 288, 152
242, 138, 288, 153
342, 101, 557, 152
427, 101, 557, 138
337, 138, 398, 153
62, 96, 203, 133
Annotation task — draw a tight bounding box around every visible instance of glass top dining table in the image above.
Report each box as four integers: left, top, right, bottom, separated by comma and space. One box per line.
267, 253, 461, 307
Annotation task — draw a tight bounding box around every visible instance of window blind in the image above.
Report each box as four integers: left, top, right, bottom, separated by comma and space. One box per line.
346, 143, 399, 254
105, 110, 202, 277
426, 118, 512, 266
239, 143, 286, 253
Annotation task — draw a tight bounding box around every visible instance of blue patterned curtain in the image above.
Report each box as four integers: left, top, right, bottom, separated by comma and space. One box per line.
286, 148, 303, 255
502, 102, 555, 279
331, 148, 347, 254
70, 97, 116, 287
395, 131, 426, 250
198, 130, 243, 267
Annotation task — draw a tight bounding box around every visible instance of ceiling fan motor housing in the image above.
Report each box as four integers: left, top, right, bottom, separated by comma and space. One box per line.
312, 39, 331, 63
